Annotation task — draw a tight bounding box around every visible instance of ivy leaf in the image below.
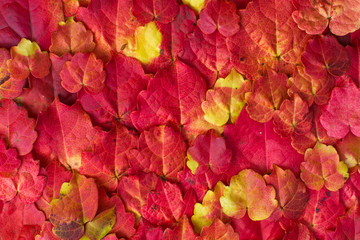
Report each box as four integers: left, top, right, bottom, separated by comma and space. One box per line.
163, 216, 196, 240
196, 219, 239, 240
301, 142, 349, 191
132, 0, 179, 24
220, 169, 278, 220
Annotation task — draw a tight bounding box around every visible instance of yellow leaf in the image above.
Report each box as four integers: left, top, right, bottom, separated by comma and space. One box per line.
13, 38, 41, 57
85, 207, 116, 240
182, 0, 205, 14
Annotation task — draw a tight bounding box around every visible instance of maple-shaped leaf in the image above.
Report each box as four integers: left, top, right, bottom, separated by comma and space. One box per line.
188, 27, 232, 82
105, 53, 149, 127
85, 207, 116, 240
224, 109, 304, 175
141, 178, 185, 227
7, 38, 51, 80
287, 66, 335, 106
97, 189, 136, 238
187, 131, 231, 175
50, 173, 98, 240
235, 0, 309, 77
292, 0, 360, 36
80, 123, 136, 192
128, 125, 186, 179
273, 93, 313, 137
245, 69, 288, 123
301, 188, 346, 238
60, 52, 106, 94
196, 218, 239, 240
302, 35, 350, 80
191, 181, 230, 233
197, 0, 239, 37
264, 165, 309, 219
0, 99, 37, 155
49, 18, 95, 57
301, 142, 349, 191
0, 0, 64, 49
231, 215, 286, 240
76, 0, 141, 61
163, 215, 196, 240
202, 68, 251, 126
320, 79, 360, 139
36, 161, 72, 218
35, 221, 62, 240
117, 172, 157, 218
0, 196, 45, 240
14, 154, 46, 203
336, 132, 360, 170
131, 60, 220, 143
0, 139, 21, 177
132, 0, 179, 24
220, 169, 278, 220
34, 98, 97, 170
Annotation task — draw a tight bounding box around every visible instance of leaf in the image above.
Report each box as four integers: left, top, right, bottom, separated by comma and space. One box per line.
187, 131, 231, 175
35, 221, 62, 240
0, 196, 46, 240
34, 98, 97, 170
60, 52, 106, 94
117, 172, 157, 218
220, 169, 278, 220
273, 93, 313, 137
50, 173, 98, 240
122, 21, 162, 64
131, 60, 220, 143
292, 0, 360, 36
320, 79, 360, 139
301, 142, 349, 191
0, 99, 37, 155
245, 69, 288, 123
264, 165, 309, 219
7, 38, 51, 80
130, 219, 163, 240
62, 0, 79, 17
336, 132, 360, 170
128, 125, 187, 179
287, 66, 335, 107
0, 0, 64, 49
132, 0, 179, 24
196, 218, 239, 240
188, 27, 232, 81
182, 0, 205, 14
49, 18, 95, 57
0, 138, 21, 177
301, 188, 345, 238
85, 207, 116, 240
76, 0, 141, 61
302, 36, 350, 81
14, 154, 46, 203
80, 123, 136, 192
141, 178, 185, 227
202, 68, 251, 126
197, 0, 240, 37
191, 181, 230, 233
105, 53, 149, 127
224, 109, 304, 175
163, 216, 196, 240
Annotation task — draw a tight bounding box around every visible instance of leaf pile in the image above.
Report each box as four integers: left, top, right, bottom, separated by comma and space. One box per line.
1, 0, 360, 239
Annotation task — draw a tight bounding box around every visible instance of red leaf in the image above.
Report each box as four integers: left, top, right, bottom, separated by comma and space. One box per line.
141, 178, 185, 227
302, 36, 350, 79
320, 79, 360, 139
224, 109, 304, 175
273, 93, 313, 137
60, 52, 106, 94
128, 125, 187, 179
264, 165, 309, 219
198, 0, 239, 37
196, 219, 239, 240
0, 99, 37, 155
34, 98, 97, 169
163, 216, 196, 240
0, 139, 21, 177
187, 131, 231, 175
132, 0, 179, 24
0, 0, 64, 50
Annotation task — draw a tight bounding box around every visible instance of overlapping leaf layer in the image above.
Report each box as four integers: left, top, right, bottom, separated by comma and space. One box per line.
0, 0, 359, 239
